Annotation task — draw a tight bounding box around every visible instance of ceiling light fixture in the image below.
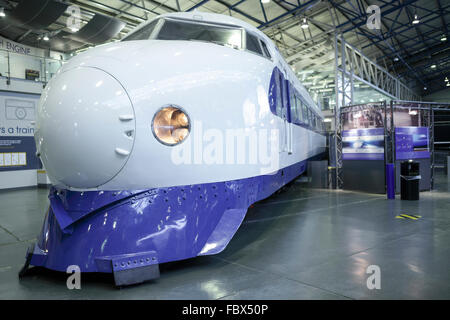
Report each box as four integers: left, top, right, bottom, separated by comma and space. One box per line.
301, 17, 309, 29
0, 8, 5, 18
441, 35, 447, 41
43, 34, 49, 41
431, 64, 436, 69
394, 57, 399, 62
412, 14, 420, 24
261, 0, 270, 3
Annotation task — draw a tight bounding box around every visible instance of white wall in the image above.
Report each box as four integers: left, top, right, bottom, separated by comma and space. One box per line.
0, 170, 37, 189
37, 169, 52, 185
0, 83, 44, 190
0, 77, 44, 95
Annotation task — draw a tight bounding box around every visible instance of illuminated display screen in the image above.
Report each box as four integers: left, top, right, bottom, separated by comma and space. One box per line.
342, 128, 385, 160
395, 127, 430, 160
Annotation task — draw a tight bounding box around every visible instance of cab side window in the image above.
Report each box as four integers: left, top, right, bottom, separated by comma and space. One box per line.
260, 40, 271, 59
123, 19, 159, 41
246, 33, 263, 55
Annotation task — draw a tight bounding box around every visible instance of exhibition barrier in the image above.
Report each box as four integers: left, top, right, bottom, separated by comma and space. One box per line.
339, 101, 388, 194
391, 101, 433, 193
337, 100, 450, 196
0, 35, 65, 83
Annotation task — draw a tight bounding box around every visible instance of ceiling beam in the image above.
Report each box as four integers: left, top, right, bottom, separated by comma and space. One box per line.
330, 0, 426, 89
187, 0, 212, 11
214, 0, 264, 25
71, 0, 143, 25
335, 0, 422, 33
436, 0, 449, 36
258, 0, 321, 29
118, 0, 177, 14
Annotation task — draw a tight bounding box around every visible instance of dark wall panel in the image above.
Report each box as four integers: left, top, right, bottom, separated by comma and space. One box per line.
343, 160, 386, 194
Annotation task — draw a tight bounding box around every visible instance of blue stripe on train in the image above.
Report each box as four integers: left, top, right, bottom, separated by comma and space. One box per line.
30, 153, 326, 272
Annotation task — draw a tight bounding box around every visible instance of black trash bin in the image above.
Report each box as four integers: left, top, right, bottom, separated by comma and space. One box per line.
400, 160, 420, 200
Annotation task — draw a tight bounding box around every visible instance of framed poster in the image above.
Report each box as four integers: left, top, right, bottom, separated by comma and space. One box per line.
395, 127, 430, 160
0, 91, 40, 171
342, 128, 385, 160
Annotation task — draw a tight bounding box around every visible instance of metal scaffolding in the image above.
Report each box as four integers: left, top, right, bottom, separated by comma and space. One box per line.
335, 101, 387, 189
334, 34, 420, 109
335, 100, 450, 192
332, 34, 421, 188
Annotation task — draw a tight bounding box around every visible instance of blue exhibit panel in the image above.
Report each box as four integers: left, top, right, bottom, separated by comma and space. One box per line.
0, 136, 38, 171
395, 127, 430, 160
0, 91, 40, 171
342, 128, 385, 160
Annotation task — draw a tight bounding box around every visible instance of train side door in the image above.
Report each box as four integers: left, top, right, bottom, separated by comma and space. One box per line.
278, 72, 287, 153
285, 80, 293, 154
279, 71, 291, 154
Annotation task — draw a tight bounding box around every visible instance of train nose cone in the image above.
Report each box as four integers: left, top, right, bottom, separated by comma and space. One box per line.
36, 67, 135, 189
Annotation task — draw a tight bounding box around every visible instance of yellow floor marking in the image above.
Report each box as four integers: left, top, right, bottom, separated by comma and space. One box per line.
396, 214, 422, 220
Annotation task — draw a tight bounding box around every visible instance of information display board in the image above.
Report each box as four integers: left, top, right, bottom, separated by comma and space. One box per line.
25, 69, 40, 81
0, 92, 39, 171
342, 128, 385, 160
395, 126, 430, 160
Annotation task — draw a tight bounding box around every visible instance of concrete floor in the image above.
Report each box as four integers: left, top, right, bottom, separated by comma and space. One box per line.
1, 173, 449, 299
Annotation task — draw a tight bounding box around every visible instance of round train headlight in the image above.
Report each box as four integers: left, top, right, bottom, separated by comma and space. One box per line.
152, 105, 190, 146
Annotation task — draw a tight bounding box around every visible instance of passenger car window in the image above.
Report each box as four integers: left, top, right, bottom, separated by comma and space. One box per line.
260, 40, 271, 58
157, 19, 242, 49
276, 75, 283, 116
290, 90, 296, 122
246, 33, 263, 55
302, 102, 309, 124
123, 19, 159, 41
296, 97, 303, 123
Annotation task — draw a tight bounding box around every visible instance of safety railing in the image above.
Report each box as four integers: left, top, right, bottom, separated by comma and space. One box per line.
0, 48, 66, 84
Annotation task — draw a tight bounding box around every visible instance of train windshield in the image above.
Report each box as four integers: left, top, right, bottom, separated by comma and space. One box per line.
156, 19, 242, 49
122, 19, 159, 41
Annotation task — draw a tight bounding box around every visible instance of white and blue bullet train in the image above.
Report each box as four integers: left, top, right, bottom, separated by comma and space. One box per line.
22, 11, 326, 285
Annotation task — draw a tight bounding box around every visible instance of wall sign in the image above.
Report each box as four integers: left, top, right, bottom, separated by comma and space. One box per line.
342, 128, 385, 160
0, 35, 40, 56
0, 91, 39, 171
395, 127, 430, 160
25, 69, 40, 80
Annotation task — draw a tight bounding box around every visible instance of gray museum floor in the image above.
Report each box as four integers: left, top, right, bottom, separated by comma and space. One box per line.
1, 172, 449, 299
